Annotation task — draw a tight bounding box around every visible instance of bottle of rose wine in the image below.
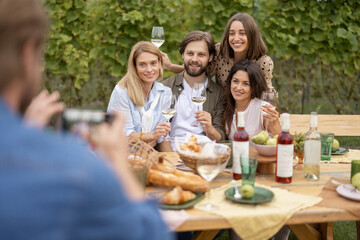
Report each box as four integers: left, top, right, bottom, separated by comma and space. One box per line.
232, 111, 249, 180
276, 113, 294, 183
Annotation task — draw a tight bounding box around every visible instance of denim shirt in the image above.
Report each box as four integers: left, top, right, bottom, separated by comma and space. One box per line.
107, 81, 172, 137
0, 98, 172, 240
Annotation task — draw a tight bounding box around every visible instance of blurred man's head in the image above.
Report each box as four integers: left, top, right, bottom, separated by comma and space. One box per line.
0, 0, 48, 113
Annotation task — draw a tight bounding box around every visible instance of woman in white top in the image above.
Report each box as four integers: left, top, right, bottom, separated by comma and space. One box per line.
107, 41, 172, 151
222, 60, 281, 140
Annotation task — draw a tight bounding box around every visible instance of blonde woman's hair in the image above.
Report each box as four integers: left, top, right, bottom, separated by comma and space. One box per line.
118, 41, 163, 106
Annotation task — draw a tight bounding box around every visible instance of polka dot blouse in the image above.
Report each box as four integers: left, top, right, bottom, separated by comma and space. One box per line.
207, 43, 276, 95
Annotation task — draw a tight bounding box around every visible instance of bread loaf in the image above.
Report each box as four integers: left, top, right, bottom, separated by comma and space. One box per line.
148, 165, 208, 192
160, 186, 196, 205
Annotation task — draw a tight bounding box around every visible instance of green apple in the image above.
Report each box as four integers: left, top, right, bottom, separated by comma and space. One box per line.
266, 138, 277, 146
272, 135, 278, 139
351, 172, 360, 190
332, 139, 340, 152
240, 184, 254, 198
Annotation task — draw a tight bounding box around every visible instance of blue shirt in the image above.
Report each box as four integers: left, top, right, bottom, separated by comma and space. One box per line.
107, 81, 172, 136
0, 98, 172, 240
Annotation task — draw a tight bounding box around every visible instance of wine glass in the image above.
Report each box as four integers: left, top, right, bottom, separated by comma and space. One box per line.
260, 91, 276, 132
161, 94, 177, 141
151, 26, 165, 48
260, 91, 276, 109
191, 83, 206, 127
196, 157, 221, 211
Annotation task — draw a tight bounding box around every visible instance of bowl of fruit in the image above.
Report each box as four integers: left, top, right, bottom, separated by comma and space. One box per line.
251, 131, 278, 156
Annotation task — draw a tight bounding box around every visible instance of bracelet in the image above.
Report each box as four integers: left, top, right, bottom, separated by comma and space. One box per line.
139, 132, 144, 140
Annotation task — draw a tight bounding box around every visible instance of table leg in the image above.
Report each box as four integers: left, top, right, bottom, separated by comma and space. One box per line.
191, 230, 220, 240
289, 224, 321, 240
290, 223, 334, 240
356, 221, 360, 240
319, 222, 333, 240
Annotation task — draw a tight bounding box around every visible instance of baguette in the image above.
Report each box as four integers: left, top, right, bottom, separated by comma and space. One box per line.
154, 163, 204, 182
148, 168, 208, 192
160, 186, 196, 205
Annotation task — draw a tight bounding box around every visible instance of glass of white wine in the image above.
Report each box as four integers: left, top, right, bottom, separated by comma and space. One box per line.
151, 26, 165, 48
196, 157, 221, 211
260, 91, 276, 131
260, 91, 276, 110
161, 94, 176, 141
191, 83, 206, 127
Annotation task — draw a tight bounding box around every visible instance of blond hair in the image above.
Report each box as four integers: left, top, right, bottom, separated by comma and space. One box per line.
0, 0, 48, 92
118, 41, 163, 106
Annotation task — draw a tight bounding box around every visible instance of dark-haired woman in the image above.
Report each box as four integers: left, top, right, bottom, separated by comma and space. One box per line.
223, 60, 281, 140
163, 13, 276, 94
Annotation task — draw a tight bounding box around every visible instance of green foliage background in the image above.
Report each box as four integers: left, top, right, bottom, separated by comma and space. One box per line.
43, 0, 360, 114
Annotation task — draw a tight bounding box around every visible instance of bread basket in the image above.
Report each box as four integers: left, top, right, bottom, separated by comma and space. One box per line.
176, 136, 231, 172
127, 137, 168, 186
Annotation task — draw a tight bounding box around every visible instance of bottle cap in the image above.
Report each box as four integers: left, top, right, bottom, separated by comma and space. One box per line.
282, 113, 290, 131
310, 112, 317, 128
237, 111, 245, 127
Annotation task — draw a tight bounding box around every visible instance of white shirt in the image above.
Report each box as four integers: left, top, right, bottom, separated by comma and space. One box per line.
170, 78, 210, 148
107, 82, 172, 137
228, 98, 267, 140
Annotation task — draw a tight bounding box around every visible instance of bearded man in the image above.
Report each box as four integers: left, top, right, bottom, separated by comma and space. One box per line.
162, 31, 225, 147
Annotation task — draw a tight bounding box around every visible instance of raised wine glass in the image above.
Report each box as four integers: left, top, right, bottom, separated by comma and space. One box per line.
191, 83, 206, 127
260, 91, 276, 110
196, 157, 221, 211
151, 26, 165, 48
161, 94, 177, 141
260, 91, 276, 132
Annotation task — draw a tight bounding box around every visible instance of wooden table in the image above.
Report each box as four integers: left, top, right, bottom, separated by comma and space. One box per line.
150, 152, 359, 240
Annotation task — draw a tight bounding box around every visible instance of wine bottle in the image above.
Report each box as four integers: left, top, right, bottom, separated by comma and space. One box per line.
276, 113, 294, 183
304, 112, 321, 181
232, 111, 249, 180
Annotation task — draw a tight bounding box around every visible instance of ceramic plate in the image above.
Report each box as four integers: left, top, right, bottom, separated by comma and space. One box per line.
336, 185, 360, 201
225, 186, 274, 204
159, 192, 204, 210
332, 147, 349, 155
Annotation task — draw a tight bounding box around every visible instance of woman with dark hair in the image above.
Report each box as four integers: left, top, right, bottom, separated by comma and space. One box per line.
163, 13, 276, 94
223, 60, 281, 140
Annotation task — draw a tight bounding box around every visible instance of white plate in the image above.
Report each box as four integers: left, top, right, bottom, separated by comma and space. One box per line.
336, 185, 360, 201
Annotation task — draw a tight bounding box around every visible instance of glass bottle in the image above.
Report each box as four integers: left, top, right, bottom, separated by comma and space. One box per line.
232, 111, 249, 180
304, 112, 321, 180
276, 113, 294, 183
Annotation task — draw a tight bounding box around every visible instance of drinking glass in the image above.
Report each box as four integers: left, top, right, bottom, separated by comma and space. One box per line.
191, 83, 206, 127
151, 26, 165, 48
161, 94, 177, 141
196, 157, 221, 211
240, 155, 258, 186
260, 91, 276, 132
320, 133, 334, 161
260, 91, 277, 108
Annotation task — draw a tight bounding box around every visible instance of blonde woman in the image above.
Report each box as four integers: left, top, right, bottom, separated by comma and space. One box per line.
108, 41, 173, 151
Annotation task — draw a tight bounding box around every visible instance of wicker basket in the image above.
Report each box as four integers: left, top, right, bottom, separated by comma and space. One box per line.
178, 147, 231, 172
127, 137, 168, 186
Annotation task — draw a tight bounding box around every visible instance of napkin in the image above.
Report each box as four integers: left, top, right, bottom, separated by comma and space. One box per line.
317, 177, 360, 218
160, 209, 190, 231
323, 149, 360, 164
195, 182, 322, 240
